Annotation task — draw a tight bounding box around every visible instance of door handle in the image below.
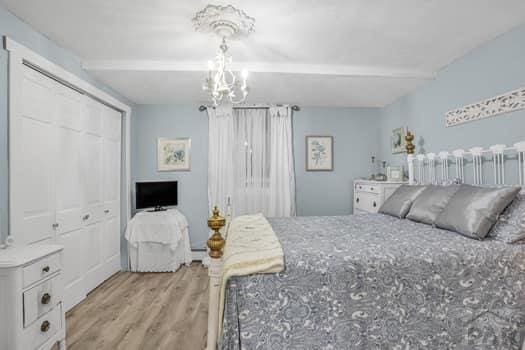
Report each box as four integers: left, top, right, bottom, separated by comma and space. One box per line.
373, 202, 377, 207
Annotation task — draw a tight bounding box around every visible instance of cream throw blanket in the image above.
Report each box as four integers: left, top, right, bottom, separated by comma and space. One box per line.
218, 213, 284, 334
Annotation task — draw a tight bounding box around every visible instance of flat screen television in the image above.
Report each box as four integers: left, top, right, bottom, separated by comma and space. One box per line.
135, 181, 178, 211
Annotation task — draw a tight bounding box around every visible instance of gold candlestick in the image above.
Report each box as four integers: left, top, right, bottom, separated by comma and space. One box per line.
207, 206, 225, 259
405, 130, 415, 154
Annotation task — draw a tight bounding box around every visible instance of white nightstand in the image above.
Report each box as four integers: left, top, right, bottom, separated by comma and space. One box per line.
353, 180, 405, 214
0, 244, 65, 350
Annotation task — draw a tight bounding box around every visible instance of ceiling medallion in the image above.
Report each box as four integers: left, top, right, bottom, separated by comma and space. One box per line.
192, 4, 255, 39
193, 4, 255, 106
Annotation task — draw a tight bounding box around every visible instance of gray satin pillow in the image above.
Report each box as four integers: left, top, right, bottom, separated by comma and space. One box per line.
406, 185, 460, 225
378, 185, 426, 218
435, 184, 521, 240
490, 192, 525, 243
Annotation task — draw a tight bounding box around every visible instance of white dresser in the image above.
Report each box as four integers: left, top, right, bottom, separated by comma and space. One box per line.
0, 244, 65, 350
353, 180, 405, 214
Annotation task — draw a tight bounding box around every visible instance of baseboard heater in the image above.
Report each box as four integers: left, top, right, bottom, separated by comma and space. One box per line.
191, 249, 207, 262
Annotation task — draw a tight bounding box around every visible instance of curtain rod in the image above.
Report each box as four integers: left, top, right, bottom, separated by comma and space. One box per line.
198, 104, 300, 112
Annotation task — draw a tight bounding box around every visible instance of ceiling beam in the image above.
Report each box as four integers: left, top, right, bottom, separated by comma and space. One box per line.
82, 60, 436, 79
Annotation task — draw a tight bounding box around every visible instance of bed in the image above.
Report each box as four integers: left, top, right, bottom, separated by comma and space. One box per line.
205, 140, 525, 350
221, 213, 525, 349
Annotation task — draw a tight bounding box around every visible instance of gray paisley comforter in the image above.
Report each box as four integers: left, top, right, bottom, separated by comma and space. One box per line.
221, 214, 525, 349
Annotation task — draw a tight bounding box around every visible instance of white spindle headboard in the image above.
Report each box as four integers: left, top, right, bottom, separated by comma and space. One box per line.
407, 141, 525, 186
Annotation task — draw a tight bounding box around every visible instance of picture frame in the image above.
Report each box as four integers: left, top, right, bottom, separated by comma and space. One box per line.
386, 166, 403, 182
306, 135, 333, 171
391, 127, 407, 154
157, 137, 191, 171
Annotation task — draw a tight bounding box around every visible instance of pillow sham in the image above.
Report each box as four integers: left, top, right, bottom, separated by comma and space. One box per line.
489, 192, 525, 243
378, 185, 426, 219
435, 184, 521, 240
406, 185, 460, 225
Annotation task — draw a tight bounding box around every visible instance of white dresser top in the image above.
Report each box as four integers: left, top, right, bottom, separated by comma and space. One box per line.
0, 244, 63, 268
354, 179, 407, 184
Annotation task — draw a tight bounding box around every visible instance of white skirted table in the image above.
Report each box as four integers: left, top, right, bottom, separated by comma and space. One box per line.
125, 208, 192, 272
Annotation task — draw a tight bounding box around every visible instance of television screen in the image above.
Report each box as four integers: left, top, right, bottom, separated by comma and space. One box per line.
135, 181, 178, 210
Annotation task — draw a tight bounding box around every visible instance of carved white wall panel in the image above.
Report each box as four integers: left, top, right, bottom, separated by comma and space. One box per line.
445, 87, 525, 127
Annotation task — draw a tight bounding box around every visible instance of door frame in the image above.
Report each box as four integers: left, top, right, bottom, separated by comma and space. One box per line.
4, 36, 132, 247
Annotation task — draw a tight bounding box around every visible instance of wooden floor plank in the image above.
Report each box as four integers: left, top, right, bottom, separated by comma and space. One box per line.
66, 264, 209, 350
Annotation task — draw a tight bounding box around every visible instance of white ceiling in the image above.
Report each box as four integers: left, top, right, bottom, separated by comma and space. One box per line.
3, 0, 525, 107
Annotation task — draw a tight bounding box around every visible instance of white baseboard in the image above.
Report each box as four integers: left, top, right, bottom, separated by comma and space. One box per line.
191, 250, 207, 262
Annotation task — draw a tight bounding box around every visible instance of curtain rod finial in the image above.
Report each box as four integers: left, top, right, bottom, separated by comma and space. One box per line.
291, 105, 300, 111
199, 105, 207, 112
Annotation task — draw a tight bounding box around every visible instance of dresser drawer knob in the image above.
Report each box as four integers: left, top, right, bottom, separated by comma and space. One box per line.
104, 209, 110, 214
40, 320, 50, 333
356, 197, 359, 203
373, 201, 377, 207
370, 187, 374, 191
42, 266, 50, 273
41, 293, 51, 305
82, 214, 90, 221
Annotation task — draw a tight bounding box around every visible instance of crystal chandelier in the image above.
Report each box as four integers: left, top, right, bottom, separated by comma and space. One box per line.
193, 4, 255, 106
203, 37, 249, 106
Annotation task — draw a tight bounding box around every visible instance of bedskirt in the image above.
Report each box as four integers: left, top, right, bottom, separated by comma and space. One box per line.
221, 214, 525, 349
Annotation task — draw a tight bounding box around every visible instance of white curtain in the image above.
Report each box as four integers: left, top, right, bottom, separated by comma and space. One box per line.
207, 105, 234, 216
208, 105, 296, 220
267, 106, 296, 216
232, 108, 270, 216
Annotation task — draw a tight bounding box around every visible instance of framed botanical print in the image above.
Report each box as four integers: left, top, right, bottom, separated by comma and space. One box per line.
157, 137, 191, 171
391, 127, 407, 154
306, 135, 333, 171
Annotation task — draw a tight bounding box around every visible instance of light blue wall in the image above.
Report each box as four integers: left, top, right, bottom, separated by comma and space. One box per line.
131, 105, 209, 250
380, 24, 525, 171
0, 6, 134, 268
132, 105, 381, 249
294, 107, 381, 216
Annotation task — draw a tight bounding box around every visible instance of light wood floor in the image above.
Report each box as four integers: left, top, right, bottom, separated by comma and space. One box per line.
66, 264, 209, 350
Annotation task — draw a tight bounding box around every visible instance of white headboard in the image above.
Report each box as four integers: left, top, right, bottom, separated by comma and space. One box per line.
407, 141, 525, 186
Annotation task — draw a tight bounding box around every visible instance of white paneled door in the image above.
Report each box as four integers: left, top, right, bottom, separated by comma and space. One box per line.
10, 65, 122, 311
55, 84, 87, 310
11, 68, 57, 245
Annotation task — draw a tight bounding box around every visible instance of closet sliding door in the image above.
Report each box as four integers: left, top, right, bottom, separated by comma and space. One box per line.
54, 83, 89, 310
11, 66, 57, 245
10, 64, 123, 311
82, 100, 105, 294
101, 106, 122, 280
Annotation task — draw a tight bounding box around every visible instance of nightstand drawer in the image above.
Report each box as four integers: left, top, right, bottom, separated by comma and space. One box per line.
355, 191, 380, 213
23, 253, 61, 288
355, 183, 381, 194
23, 274, 62, 327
